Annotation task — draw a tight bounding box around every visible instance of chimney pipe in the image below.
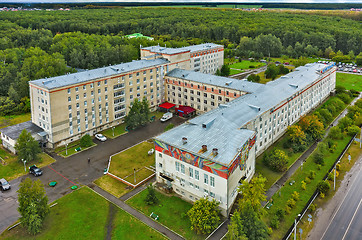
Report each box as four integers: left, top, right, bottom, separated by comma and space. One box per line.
212, 148, 218, 156
202, 145, 207, 152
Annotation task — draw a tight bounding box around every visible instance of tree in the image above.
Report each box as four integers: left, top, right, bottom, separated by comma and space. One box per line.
226, 211, 248, 240
247, 74, 261, 83
328, 126, 343, 140
317, 180, 331, 195
356, 52, 362, 66
144, 184, 158, 205
220, 64, 230, 76
238, 202, 269, 240
264, 64, 278, 79
17, 178, 49, 235
15, 129, 41, 162
187, 198, 220, 235
347, 125, 360, 137
238, 175, 267, 216
263, 149, 288, 172
80, 134, 92, 148
125, 98, 150, 130
287, 125, 306, 146
299, 115, 324, 141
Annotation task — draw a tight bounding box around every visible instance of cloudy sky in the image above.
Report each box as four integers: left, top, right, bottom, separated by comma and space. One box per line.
1, 0, 361, 3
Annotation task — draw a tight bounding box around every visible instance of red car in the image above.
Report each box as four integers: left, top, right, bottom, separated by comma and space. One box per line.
284, 62, 290, 65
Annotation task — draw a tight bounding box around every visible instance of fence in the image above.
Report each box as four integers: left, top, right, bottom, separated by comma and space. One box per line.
283, 133, 357, 240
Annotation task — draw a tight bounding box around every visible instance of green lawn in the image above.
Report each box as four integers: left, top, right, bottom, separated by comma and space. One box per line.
101, 122, 127, 139
266, 136, 351, 240
0, 149, 55, 181
55, 140, 96, 157
229, 60, 266, 70
94, 175, 132, 198
336, 72, 362, 91
0, 113, 31, 130
108, 141, 155, 180
126, 189, 206, 240
229, 69, 244, 75
112, 207, 167, 239
1, 187, 165, 240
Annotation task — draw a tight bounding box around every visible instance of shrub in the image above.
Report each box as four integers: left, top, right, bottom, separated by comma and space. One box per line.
329, 126, 343, 140
328, 172, 334, 181
335, 85, 346, 95
285, 206, 291, 215
249, 65, 255, 68
317, 164, 322, 170
247, 74, 261, 83
275, 208, 285, 221
262, 149, 288, 172
314, 151, 325, 165
291, 191, 300, 201
287, 198, 296, 208
337, 93, 351, 104
309, 203, 316, 213
301, 181, 307, 190
320, 192, 325, 198
336, 163, 341, 171
305, 177, 311, 184
317, 180, 331, 195
347, 125, 360, 136
267, 227, 273, 235
144, 184, 158, 205
80, 134, 93, 148
309, 170, 316, 180
270, 216, 280, 229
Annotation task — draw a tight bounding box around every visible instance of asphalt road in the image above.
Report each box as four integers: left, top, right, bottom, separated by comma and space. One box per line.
0, 116, 186, 233
321, 156, 362, 240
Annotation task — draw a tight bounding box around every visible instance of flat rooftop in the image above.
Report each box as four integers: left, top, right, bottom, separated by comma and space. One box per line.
0, 121, 43, 140
30, 58, 169, 90
167, 68, 263, 93
141, 43, 223, 55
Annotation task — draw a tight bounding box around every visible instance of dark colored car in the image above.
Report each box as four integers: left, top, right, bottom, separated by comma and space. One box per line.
0, 178, 11, 191
29, 165, 43, 177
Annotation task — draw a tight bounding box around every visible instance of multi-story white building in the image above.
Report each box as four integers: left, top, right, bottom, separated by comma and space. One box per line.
165, 69, 262, 113
154, 63, 336, 215
28, 43, 224, 148
141, 43, 224, 74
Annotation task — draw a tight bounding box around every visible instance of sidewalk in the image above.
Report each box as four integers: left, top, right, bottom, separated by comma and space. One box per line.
89, 184, 184, 240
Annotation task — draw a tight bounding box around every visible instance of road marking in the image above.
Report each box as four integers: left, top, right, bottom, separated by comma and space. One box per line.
321, 166, 362, 240
341, 199, 362, 240
47, 165, 77, 185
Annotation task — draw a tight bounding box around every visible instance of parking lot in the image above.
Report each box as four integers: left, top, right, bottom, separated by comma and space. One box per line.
0, 115, 186, 233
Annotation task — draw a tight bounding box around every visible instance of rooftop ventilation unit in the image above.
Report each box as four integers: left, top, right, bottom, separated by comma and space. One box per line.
289, 84, 298, 88
248, 104, 261, 111
225, 81, 233, 86
182, 137, 188, 145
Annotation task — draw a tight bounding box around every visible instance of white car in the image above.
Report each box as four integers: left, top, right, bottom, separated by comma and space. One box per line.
160, 112, 173, 122
95, 134, 107, 142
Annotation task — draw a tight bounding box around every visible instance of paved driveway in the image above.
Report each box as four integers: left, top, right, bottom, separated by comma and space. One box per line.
0, 116, 186, 233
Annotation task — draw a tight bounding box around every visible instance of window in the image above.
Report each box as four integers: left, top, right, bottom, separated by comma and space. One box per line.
76, 103, 79, 108
76, 95, 79, 100
75, 87, 79, 92
195, 185, 199, 190
175, 162, 180, 171
210, 176, 215, 187
84, 93, 87, 98
68, 105, 71, 110
84, 101, 87, 106
195, 170, 199, 180
68, 88, 71, 94
189, 167, 193, 178
105, 87, 107, 92
181, 164, 185, 174
69, 113, 72, 118
98, 89, 101, 94
104, 80, 107, 85
91, 91, 94, 96
83, 85, 86, 90
90, 83, 94, 88
98, 81, 101, 87
68, 97, 71, 102
204, 174, 208, 185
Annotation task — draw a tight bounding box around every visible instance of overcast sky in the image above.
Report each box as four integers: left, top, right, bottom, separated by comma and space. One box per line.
1, 0, 361, 4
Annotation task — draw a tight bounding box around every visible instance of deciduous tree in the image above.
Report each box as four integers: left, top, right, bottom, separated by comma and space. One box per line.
15, 129, 41, 163
238, 175, 267, 216
187, 198, 220, 235
17, 178, 49, 235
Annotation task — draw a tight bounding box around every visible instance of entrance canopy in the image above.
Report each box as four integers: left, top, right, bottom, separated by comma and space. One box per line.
159, 102, 176, 110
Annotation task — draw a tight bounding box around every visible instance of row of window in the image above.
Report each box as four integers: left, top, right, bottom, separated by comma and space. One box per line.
67, 80, 108, 94
175, 161, 215, 187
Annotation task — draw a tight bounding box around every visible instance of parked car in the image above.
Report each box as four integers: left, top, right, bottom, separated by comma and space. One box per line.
29, 165, 43, 177
160, 112, 173, 122
95, 133, 107, 142
0, 178, 11, 191
284, 62, 290, 65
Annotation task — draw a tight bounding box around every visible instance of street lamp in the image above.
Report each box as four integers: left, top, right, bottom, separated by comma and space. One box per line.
334, 160, 340, 191
66, 143, 68, 156
112, 126, 115, 137
294, 214, 301, 240
21, 158, 26, 172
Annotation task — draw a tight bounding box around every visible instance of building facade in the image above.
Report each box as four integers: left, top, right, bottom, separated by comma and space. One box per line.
29, 44, 224, 148
154, 63, 336, 215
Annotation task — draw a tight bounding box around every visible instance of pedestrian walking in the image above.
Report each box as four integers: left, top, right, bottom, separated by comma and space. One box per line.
88, 158, 90, 164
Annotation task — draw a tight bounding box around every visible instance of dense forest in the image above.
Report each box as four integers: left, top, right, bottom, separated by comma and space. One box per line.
0, 7, 361, 115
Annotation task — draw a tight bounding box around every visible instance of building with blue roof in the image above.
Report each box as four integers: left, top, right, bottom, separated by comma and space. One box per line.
154, 62, 336, 216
